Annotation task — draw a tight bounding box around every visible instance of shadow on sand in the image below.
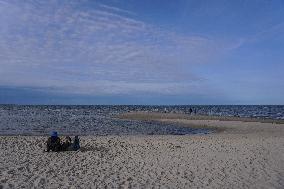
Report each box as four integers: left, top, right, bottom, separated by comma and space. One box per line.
79, 146, 109, 153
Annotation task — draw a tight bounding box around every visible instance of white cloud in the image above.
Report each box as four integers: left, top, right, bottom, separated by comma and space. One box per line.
0, 0, 230, 95
98, 3, 136, 16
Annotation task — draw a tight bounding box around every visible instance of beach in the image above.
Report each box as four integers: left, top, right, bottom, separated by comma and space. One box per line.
1, 112, 284, 188
1, 0, 283, 188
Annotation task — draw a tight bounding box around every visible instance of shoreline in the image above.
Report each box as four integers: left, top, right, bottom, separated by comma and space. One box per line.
117, 112, 284, 135
117, 111, 284, 124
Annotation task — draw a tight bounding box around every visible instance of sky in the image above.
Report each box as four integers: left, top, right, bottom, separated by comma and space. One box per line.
0, 0, 283, 105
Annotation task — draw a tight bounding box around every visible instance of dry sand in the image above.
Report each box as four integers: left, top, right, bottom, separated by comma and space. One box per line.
1, 113, 284, 188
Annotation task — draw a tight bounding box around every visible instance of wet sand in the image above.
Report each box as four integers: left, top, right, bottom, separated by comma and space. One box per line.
1, 113, 284, 188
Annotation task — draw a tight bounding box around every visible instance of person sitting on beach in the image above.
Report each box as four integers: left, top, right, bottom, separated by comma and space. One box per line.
72, 135, 80, 151
61, 136, 72, 151
46, 131, 61, 152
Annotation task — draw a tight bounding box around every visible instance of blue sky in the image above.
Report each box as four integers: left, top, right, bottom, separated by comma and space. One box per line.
0, 0, 283, 105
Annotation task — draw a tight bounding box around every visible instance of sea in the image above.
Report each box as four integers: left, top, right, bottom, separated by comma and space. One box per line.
0, 105, 283, 136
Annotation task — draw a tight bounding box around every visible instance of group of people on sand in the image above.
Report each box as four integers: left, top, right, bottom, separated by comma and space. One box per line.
46, 131, 80, 152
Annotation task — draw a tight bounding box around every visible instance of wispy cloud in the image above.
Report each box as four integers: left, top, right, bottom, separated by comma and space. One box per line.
227, 22, 284, 50
250, 22, 284, 42
98, 3, 136, 16
0, 0, 230, 95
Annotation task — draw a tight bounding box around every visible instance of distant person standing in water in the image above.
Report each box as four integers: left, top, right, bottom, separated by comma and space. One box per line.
189, 108, 193, 114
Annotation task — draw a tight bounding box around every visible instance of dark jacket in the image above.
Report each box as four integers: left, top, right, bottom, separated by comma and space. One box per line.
46, 136, 61, 152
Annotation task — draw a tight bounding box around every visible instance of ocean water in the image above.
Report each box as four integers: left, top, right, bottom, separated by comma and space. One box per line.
0, 105, 283, 136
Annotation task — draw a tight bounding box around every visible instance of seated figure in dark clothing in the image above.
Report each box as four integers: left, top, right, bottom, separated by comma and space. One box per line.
61, 136, 72, 151
46, 131, 61, 152
72, 135, 80, 151
45, 132, 81, 152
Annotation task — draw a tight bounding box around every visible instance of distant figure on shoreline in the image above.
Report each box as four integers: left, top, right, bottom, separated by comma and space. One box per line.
189, 108, 193, 114
164, 108, 168, 113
